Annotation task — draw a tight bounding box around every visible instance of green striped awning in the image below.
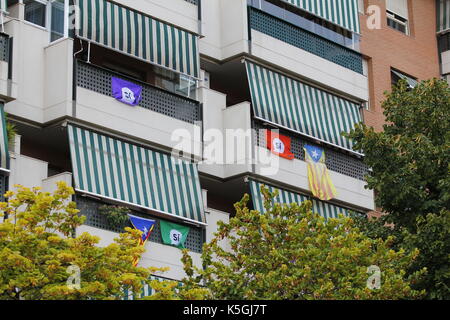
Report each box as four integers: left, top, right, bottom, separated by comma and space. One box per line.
437, 0, 450, 33
245, 61, 362, 153
282, 0, 360, 34
76, 0, 200, 78
68, 125, 205, 224
249, 180, 357, 219
0, 104, 9, 172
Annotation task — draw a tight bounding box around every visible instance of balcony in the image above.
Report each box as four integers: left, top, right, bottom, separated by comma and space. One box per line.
0, 32, 17, 102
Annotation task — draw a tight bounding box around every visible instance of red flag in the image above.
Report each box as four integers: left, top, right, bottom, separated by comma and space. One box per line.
266, 130, 295, 160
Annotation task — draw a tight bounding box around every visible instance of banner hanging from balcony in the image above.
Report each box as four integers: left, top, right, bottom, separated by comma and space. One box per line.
282, 0, 360, 34
160, 220, 190, 249
245, 61, 362, 153
128, 214, 156, 266
112, 77, 142, 106
304, 145, 337, 201
75, 0, 200, 78
266, 129, 294, 160
67, 125, 206, 225
249, 179, 356, 219
0, 103, 9, 172
437, 0, 450, 33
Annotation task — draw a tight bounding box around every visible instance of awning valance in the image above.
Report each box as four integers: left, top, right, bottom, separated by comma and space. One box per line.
68, 125, 206, 225
282, 0, 360, 34
249, 179, 358, 219
76, 0, 200, 78
0, 103, 9, 172
245, 61, 362, 153
437, 0, 450, 33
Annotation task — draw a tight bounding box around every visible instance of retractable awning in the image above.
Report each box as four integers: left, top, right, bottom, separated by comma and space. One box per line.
68, 125, 206, 225
282, 0, 360, 34
437, 0, 450, 33
245, 61, 362, 153
76, 0, 200, 79
0, 103, 9, 172
249, 179, 358, 219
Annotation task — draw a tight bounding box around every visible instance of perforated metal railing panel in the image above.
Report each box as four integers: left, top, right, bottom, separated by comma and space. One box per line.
76, 61, 201, 124
249, 7, 363, 74
253, 121, 369, 181
76, 196, 205, 253
184, 0, 198, 5
0, 34, 9, 62
0, 174, 7, 202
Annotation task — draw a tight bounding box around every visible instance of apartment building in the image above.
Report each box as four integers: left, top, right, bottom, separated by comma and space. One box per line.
0, 0, 439, 298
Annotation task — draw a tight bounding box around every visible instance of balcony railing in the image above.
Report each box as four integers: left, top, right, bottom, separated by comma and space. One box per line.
253, 120, 369, 181
0, 33, 10, 63
75, 60, 202, 124
76, 196, 204, 253
248, 7, 364, 74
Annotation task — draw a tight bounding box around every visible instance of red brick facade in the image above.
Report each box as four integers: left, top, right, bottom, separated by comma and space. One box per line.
360, 0, 440, 132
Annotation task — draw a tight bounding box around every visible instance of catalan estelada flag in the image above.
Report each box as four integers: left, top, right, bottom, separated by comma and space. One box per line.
304, 145, 337, 201
128, 214, 156, 266
266, 129, 295, 160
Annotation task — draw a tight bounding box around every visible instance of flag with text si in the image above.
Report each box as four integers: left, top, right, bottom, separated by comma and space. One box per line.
160, 220, 190, 249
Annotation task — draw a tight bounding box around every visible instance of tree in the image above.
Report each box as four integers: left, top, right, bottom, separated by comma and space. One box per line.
347, 78, 450, 299
175, 187, 425, 300
0, 182, 166, 300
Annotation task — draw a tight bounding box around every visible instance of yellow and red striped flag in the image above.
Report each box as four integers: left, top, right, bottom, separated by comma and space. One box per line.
304, 145, 337, 201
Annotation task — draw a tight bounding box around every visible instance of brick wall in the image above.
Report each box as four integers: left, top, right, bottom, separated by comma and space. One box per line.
360, 0, 440, 132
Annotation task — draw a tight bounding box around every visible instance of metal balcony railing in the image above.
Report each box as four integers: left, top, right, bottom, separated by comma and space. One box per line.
248, 7, 364, 74
75, 60, 202, 124
0, 33, 10, 63
253, 121, 369, 181
76, 196, 205, 253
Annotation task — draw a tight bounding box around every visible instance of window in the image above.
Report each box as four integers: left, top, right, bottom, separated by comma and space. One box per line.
154, 67, 197, 99
24, 0, 46, 27
23, 0, 70, 42
391, 68, 417, 89
386, 0, 409, 35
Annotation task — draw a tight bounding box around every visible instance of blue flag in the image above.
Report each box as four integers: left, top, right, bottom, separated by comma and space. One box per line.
111, 77, 142, 106
128, 214, 156, 244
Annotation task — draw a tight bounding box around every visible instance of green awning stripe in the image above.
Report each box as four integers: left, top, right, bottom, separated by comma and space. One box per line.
68, 125, 206, 224
245, 61, 362, 153
249, 180, 356, 219
282, 0, 360, 34
437, 0, 450, 33
76, 0, 200, 78
0, 104, 9, 171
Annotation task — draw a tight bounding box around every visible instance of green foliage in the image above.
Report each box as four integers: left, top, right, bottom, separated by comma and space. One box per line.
98, 205, 130, 228
0, 182, 166, 300
171, 187, 425, 300
346, 78, 450, 299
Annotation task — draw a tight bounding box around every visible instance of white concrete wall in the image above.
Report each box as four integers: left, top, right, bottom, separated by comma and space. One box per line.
8, 153, 48, 190
42, 172, 73, 193
77, 207, 230, 281
116, 0, 199, 34
0, 60, 17, 102
4, 19, 50, 123
200, 0, 249, 61
253, 145, 375, 211
75, 87, 202, 159
44, 38, 74, 123
250, 30, 369, 101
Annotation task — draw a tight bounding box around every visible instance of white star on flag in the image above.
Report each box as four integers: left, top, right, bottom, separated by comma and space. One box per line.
311, 149, 319, 159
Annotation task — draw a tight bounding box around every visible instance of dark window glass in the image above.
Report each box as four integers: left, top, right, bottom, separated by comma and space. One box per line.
24, 0, 46, 28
